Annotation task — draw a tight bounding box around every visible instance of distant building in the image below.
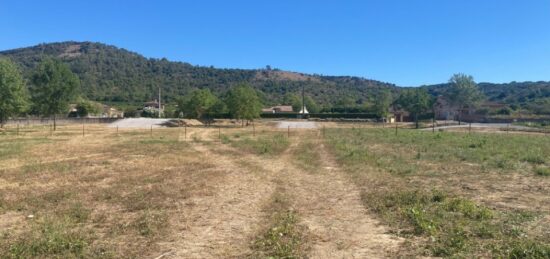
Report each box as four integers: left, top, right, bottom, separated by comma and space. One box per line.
434, 96, 506, 121
262, 105, 294, 113
144, 100, 164, 110
102, 105, 124, 118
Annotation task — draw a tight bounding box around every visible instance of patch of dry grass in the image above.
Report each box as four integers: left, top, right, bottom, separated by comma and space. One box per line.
0, 124, 225, 258
326, 128, 550, 257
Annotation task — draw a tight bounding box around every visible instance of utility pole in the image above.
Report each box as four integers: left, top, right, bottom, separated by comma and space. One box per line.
158, 86, 162, 118
301, 84, 305, 116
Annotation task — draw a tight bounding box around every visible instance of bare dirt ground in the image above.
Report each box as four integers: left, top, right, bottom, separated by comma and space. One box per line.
163, 131, 276, 258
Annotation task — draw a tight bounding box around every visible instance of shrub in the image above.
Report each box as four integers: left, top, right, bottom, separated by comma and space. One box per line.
535, 167, 550, 176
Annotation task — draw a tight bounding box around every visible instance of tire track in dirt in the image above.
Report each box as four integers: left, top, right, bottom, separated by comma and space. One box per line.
237, 135, 402, 258
164, 141, 276, 258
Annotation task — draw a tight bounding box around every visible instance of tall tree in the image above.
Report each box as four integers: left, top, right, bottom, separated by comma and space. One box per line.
0, 58, 28, 127
177, 89, 218, 120
30, 58, 80, 130
283, 93, 319, 113
446, 74, 484, 123
373, 89, 392, 119
396, 88, 433, 128
283, 93, 301, 112
226, 84, 262, 126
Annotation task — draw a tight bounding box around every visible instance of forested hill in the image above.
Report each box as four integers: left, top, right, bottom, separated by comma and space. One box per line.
425, 81, 550, 114
0, 41, 397, 107
2, 41, 549, 112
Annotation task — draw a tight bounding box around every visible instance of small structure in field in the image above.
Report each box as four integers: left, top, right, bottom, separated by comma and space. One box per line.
262, 105, 294, 114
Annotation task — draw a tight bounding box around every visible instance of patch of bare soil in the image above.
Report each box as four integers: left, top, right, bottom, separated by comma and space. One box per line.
295, 142, 402, 258
165, 142, 276, 258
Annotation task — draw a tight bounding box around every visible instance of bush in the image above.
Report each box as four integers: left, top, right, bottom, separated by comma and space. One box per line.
535, 167, 550, 176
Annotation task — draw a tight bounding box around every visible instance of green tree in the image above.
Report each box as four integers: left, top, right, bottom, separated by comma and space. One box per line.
304, 96, 320, 113
178, 89, 218, 120
30, 58, 80, 130
282, 93, 319, 113
373, 89, 392, 119
226, 84, 262, 126
446, 74, 484, 123
396, 88, 433, 128
0, 58, 28, 127
75, 99, 103, 117
283, 93, 302, 112
209, 98, 228, 117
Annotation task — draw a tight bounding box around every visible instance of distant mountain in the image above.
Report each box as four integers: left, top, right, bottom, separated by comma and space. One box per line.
0, 41, 397, 108
1, 41, 549, 113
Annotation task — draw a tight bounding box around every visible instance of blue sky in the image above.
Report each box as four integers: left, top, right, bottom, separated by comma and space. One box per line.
1, 0, 549, 86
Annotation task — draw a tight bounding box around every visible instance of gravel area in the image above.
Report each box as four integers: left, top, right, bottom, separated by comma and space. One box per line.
108, 118, 171, 128
276, 121, 318, 129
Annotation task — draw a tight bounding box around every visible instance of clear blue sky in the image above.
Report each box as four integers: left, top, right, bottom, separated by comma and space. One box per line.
1, 0, 549, 86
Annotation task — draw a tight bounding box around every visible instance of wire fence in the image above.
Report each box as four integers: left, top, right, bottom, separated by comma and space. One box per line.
1, 120, 548, 141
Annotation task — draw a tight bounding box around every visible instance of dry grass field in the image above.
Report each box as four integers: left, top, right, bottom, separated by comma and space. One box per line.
0, 121, 549, 258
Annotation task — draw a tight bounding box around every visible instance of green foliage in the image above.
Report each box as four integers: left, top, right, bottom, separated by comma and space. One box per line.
282, 93, 320, 113
176, 89, 218, 119
396, 88, 434, 128
254, 210, 305, 258
446, 73, 484, 111
0, 42, 398, 108
325, 128, 550, 257
226, 84, 262, 121
0, 58, 28, 126
534, 167, 550, 176
373, 88, 392, 118
30, 58, 79, 118
6, 217, 89, 258
75, 99, 103, 117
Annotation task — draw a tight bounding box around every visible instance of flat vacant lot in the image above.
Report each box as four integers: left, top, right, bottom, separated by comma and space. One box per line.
0, 122, 548, 258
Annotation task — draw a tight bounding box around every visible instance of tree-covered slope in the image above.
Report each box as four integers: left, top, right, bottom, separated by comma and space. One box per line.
0, 41, 397, 107
2, 41, 549, 113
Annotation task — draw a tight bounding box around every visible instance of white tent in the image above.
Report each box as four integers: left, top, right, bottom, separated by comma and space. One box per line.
299, 106, 309, 114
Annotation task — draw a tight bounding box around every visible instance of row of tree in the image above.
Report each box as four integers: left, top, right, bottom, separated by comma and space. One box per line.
392, 73, 484, 128
0, 57, 269, 129
0, 58, 79, 129
174, 84, 264, 126
1, 55, 484, 129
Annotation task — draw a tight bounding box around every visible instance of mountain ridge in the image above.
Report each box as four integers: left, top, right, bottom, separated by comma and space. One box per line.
1, 41, 549, 113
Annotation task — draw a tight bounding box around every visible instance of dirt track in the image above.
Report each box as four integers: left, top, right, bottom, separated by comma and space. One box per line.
162, 128, 401, 258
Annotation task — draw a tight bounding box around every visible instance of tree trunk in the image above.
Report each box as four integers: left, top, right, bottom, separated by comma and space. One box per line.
415, 113, 419, 129
53, 115, 57, 131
